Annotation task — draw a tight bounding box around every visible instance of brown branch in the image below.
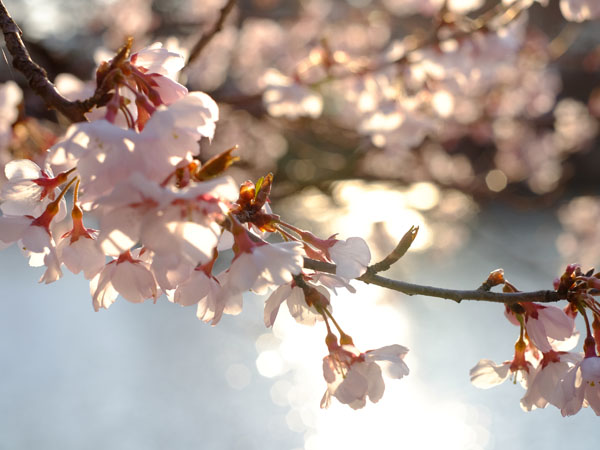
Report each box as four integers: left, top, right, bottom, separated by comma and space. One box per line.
302, 257, 566, 305
185, 0, 236, 69
0, 0, 89, 122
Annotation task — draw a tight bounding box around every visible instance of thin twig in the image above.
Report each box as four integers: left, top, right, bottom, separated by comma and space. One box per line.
302, 257, 565, 305
185, 0, 236, 69
368, 226, 418, 274
0, 0, 89, 122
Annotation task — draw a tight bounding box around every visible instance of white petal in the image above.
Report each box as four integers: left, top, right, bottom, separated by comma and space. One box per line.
330, 237, 371, 279
174, 271, 211, 307
264, 283, 292, 327
0, 215, 30, 244
111, 261, 157, 303
91, 265, 119, 311
4, 159, 41, 180
58, 236, 106, 279
469, 359, 511, 388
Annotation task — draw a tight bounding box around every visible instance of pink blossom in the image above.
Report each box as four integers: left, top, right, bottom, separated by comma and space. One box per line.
300, 231, 371, 280
91, 250, 158, 311
96, 173, 237, 263
329, 237, 371, 279
228, 221, 304, 294
560, 355, 600, 416
130, 43, 185, 78
1, 159, 67, 218
227, 241, 304, 294
321, 343, 409, 409
470, 340, 533, 389
520, 351, 582, 411
524, 304, 575, 353
47, 92, 220, 206
263, 281, 327, 327
56, 206, 105, 279
0, 202, 63, 283
173, 270, 242, 326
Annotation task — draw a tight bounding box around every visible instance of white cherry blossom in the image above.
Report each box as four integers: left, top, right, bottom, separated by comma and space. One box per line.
524, 305, 575, 353
321, 343, 409, 409
91, 250, 158, 311
173, 270, 242, 325
227, 240, 304, 294
520, 351, 582, 411
263, 281, 326, 327
1, 159, 67, 218
329, 237, 371, 279
560, 355, 600, 416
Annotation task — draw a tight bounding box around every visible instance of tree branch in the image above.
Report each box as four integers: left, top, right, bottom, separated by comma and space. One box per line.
185, 0, 236, 69
0, 0, 89, 122
302, 257, 566, 305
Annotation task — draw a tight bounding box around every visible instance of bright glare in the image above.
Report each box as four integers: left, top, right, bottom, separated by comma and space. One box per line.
331, 181, 433, 251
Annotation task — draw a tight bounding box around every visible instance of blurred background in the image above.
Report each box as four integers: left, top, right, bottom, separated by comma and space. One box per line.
1, 0, 600, 448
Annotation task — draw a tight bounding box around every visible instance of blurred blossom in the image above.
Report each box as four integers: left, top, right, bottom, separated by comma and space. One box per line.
559, 0, 600, 22
200, 105, 287, 182
261, 70, 324, 119
98, 0, 154, 47
557, 196, 600, 268
381, 0, 444, 17
421, 144, 475, 188
232, 19, 287, 94
494, 124, 565, 194
176, 0, 232, 22
553, 98, 598, 152
0, 82, 22, 150
186, 26, 238, 91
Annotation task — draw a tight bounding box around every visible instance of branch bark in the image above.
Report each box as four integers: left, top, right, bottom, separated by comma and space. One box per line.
302, 257, 566, 305
185, 0, 236, 69
0, 0, 89, 122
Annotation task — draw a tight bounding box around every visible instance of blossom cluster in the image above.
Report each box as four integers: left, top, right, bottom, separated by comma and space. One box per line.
0, 42, 406, 410
1, 0, 600, 417
470, 266, 600, 416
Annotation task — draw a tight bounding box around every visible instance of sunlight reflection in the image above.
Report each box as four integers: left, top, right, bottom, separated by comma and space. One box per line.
278, 180, 476, 260
331, 180, 433, 251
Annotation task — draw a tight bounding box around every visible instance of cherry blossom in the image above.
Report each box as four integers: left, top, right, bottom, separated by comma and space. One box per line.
2, 0, 600, 417
56, 204, 105, 279
173, 269, 242, 326
520, 350, 582, 412
560, 355, 600, 416
470, 339, 533, 389
522, 304, 576, 353
91, 249, 158, 311
1, 160, 67, 218
263, 280, 327, 327
227, 220, 304, 295
296, 230, 371, 280
321, 342, 409, 409
0, 200, 64, 283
